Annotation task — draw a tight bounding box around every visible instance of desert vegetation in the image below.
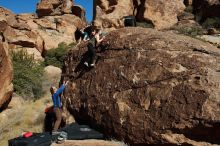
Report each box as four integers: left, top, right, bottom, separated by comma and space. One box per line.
11, 50, 44, 100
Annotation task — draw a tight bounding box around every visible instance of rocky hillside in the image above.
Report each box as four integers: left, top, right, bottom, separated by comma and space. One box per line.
62, 27, 220, 145
0, 0, 86, 61
0, 0, 86, 110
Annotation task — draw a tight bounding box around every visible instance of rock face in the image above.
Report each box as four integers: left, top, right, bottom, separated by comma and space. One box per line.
93, 0, 134, 29
0, 3, 86, 60
36, 0, 73, 17
193, 0, 220, 21
0, 35, 13, 111
135, 0, 185, 30
62, 28, 220, 145
93, 0, 185, 30
30, 14, 84, 51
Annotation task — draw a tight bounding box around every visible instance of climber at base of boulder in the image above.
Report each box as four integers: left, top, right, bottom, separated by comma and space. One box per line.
84, 26, 105, 67
50, 80, 69, 134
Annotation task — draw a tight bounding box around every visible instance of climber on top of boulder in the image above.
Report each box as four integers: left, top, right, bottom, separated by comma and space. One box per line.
80, 28, 90, 41
84, 26, 105, 67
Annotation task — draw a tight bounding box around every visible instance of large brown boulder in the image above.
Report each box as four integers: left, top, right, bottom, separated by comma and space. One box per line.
135, 0, 185, 30
0, 37, 13, 110
93, 0, 185, 30
36, 0, 73, 17
193, 0, 220, 21
62, 28, 220, 145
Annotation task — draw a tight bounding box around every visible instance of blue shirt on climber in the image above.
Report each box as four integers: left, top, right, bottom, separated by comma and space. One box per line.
52, 84, 65, 108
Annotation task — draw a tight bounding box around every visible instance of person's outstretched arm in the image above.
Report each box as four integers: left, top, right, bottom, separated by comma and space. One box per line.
95, 34, 105, 44
55, 81, 69, 95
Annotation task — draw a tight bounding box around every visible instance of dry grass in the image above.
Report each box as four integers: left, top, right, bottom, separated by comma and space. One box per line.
0, 94, 52, 146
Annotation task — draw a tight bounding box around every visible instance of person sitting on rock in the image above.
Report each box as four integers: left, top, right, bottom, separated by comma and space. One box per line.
84, 27, 105, 67
50, 81, 69, 134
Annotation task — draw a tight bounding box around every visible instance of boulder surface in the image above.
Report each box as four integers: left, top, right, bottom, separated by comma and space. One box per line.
62, 28, 220, 145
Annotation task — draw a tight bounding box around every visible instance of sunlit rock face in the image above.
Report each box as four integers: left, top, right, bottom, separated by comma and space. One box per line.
93, 0, 185, 30
0, 2, 86, 60
36, 0, 73, 17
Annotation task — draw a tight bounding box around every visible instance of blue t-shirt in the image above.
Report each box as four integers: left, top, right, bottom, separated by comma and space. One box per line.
52, 84, 65, 108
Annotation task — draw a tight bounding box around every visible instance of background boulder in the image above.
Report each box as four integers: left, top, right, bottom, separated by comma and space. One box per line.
135, 0, 185, 30
93, 0, 185, 30
36, 0, 73, 17
0, 3, 86, 61
93, 0, 134, 29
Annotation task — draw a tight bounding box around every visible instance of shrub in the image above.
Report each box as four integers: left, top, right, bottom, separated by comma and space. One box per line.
44, 42, 76, 68
11, 50, 44, 100
184, 5, 193, 13
202, 17, 220, 29
136, 21, 154, 28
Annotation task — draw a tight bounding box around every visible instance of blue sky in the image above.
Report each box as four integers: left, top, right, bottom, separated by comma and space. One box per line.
0, 0, 93, 22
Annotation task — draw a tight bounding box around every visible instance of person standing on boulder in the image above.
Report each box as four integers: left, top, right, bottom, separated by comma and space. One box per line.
50, 81, 68, 133
84, 27, 105, 67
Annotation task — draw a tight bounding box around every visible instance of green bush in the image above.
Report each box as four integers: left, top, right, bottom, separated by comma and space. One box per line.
11, 50, 44, 100
136, 21, 154, 28
175, 26, 203, 37
44, 42, 75, 68
184, 5, 193, 13
202, 17, 220, 29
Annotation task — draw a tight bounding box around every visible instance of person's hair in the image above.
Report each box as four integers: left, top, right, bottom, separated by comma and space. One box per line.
50, 86, 55, 94
90, 26, 97, 33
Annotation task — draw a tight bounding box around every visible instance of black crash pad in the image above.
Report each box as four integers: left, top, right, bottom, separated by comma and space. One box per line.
8, 123, 104, 146
59, 123, 104, 140
8, 132, 52, 146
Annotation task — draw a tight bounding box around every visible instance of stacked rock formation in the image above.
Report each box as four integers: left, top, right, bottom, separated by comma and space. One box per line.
0, 0, 86, 60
